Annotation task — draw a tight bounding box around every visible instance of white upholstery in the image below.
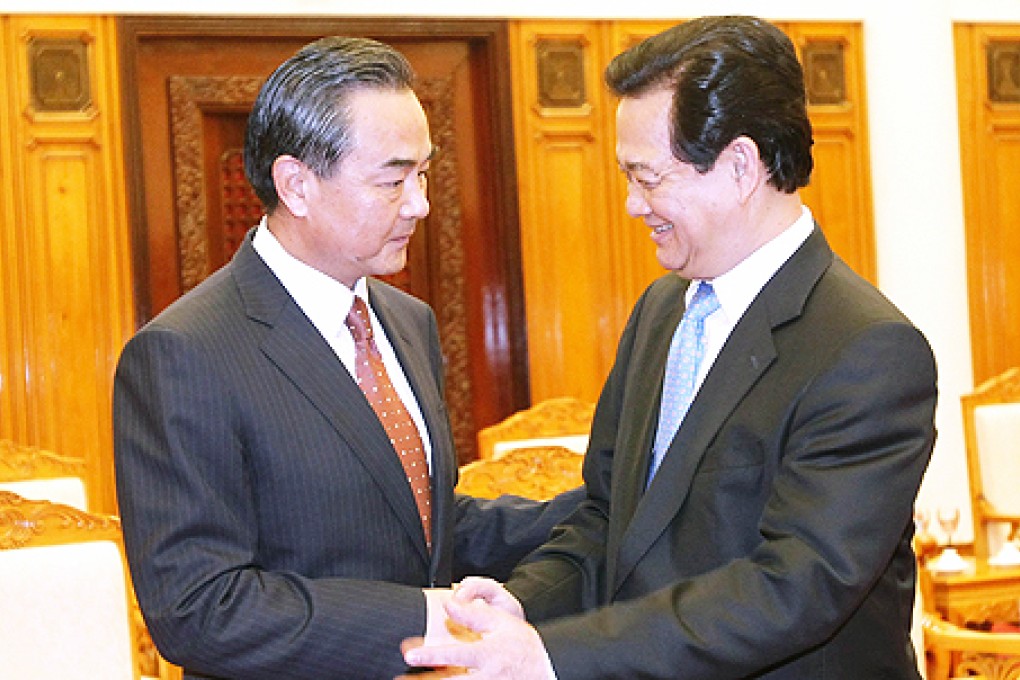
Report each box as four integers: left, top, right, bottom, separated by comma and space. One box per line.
0, 541, 136, 680
0, 476, 88, 510
974, 402, 1020, 516
492, 434, 589, 458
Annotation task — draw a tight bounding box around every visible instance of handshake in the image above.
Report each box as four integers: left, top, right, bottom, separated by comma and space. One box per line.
397, 577, 556, 680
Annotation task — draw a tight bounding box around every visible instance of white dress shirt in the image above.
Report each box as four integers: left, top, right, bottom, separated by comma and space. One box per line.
251, 221, 433, 468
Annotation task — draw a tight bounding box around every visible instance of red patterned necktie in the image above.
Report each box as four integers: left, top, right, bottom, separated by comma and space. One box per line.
346, 296, 432, 551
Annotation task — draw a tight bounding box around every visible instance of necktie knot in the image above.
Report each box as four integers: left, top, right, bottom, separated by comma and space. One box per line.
685, 282, 720, 323
345, 297, 374, 348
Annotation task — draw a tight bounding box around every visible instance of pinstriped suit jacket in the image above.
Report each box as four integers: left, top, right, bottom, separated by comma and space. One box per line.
114, 231, 571, 679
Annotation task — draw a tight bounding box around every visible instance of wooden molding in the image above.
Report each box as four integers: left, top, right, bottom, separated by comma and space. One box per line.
0, 440, 86, 481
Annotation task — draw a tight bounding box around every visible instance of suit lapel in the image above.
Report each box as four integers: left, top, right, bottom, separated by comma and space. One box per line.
231, 236, 431, 563
610, 226, 833, 594
606, 282, 686, 577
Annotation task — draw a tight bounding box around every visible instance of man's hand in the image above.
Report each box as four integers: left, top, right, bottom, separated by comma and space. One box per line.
398, 597, 555, 680
424, 589, 480, 646
453, 576, 524, 619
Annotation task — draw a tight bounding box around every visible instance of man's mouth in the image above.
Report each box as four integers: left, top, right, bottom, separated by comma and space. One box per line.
652, 224, 674, 235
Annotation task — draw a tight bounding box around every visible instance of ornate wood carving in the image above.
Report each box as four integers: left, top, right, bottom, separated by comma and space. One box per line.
476, 396, 594, 459
219, 149, 262, 255
416, 75, 475, 463
0, 440, 86, 480
168, 75, 263, 292
456, 445, 583, 501
0, 490, 120, 549
955, 654, 1020, 680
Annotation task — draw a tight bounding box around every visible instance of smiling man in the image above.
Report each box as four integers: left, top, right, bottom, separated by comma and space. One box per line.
403, 15, 937, 680
113, 36, 577, 680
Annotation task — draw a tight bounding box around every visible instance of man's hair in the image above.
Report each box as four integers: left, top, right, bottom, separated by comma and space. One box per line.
244, 36, 416, 212
605, 15, 813, 193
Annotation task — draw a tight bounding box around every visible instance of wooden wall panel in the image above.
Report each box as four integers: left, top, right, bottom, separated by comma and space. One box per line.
955, 23, 1020, 385
0, 16, 134, 513
788, 22, 875, 282
0, 22, 22, 441
804, 124, 873, 276
510, 21, 619, 402
512, 19, 875, 404
526, 134, 607, 395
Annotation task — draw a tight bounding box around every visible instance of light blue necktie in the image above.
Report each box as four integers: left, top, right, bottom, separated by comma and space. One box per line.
648, 282, 720, 483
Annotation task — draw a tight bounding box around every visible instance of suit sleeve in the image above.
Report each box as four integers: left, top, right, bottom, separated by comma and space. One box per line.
114, 325, 425, 680
504, 286, 651, 620
451, 487, 585, 582
515, 321, 936, 679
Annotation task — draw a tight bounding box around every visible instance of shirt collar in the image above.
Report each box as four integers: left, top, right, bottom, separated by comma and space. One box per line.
252, 219, 369, 338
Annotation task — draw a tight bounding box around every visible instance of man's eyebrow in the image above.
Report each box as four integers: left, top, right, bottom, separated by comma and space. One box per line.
382, 145, 439, 170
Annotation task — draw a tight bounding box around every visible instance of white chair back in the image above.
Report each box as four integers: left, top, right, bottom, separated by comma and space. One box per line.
973, 402, 1020, 516
0, 541, 137, 679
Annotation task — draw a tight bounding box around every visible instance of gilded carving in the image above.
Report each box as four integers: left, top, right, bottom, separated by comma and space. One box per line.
0, 439, 86, 480
955, 654, 1020, 680
0, 491, 120, 549
477, 396, 595, 460
457, 446, 583, 501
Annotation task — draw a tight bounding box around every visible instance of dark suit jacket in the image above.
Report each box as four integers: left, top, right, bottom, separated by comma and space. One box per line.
114, 231, 576, 680
506, 227, 937, 679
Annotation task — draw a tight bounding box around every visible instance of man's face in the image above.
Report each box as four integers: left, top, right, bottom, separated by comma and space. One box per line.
615, 88, 745, 279
296, 88, 433, 288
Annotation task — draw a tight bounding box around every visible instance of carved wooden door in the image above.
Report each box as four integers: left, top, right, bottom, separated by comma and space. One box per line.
119, 18, 530, 462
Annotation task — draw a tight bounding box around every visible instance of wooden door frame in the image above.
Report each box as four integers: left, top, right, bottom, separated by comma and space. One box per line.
117, 16, 532, 420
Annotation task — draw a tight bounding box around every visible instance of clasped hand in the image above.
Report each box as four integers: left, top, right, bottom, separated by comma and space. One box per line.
397, 577, 554, 680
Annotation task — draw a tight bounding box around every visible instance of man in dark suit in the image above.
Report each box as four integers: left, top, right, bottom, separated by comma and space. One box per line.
402, 16, 937, 679
113, 36, 577, 680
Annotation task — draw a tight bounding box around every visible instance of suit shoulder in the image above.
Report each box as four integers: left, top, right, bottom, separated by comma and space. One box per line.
138, 265, 243, 339
367, 278, 433, 316
816, 258, 912, 326
638, 273, 687, 309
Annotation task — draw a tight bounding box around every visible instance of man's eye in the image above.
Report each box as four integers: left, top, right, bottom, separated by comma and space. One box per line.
627, 174, 660, 190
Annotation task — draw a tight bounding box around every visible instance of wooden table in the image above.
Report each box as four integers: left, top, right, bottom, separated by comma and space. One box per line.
927, 556, 1020, 625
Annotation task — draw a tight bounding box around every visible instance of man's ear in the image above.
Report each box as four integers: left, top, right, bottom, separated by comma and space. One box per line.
728, 136, 762, 202
272, 155, 312, 217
